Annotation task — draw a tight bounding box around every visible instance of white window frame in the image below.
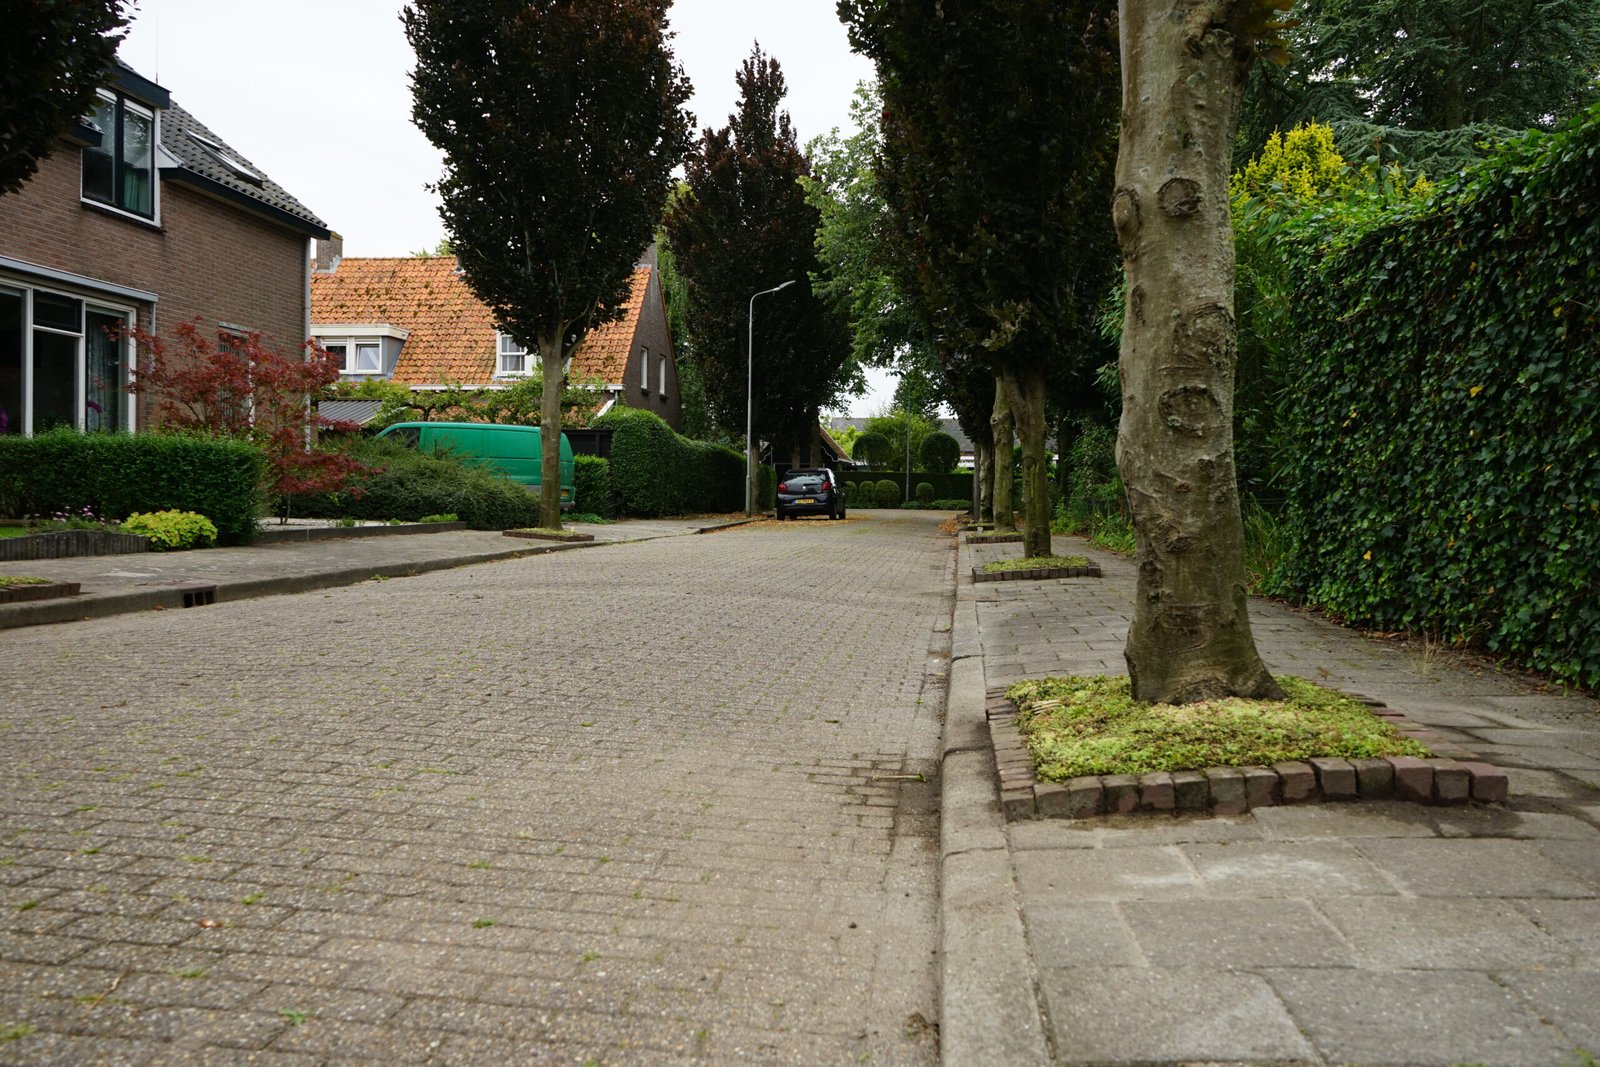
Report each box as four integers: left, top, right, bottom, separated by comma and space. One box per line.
659, 354, 667, 396
0, 280, 136, 436
496, 332, 530, 377
640, 346, 650, 389
80, 90, 161, 225
317, 335, 384, 376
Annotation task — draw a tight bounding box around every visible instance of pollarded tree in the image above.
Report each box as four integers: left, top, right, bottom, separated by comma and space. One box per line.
840, 0, 1122, 558
405, 0, 692, 528
1112, 0, 1289, 703
2, 0, 130, 195
665, 46, 854, 470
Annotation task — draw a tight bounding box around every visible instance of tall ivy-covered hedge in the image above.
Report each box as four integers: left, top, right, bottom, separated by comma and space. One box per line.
1273, 105, 1600, 688
593, 407, 762, 516
0, 430, 265, 544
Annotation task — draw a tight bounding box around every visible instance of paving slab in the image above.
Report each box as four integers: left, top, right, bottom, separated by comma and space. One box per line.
1121, 898, 1354, 969
1318, 897, 1571, 970
1354, 838, 1600, 898
1265, 968, 1577, 1067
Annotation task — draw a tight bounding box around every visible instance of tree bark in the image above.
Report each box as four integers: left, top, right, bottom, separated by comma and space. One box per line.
1003, 363, 1051, 558
977, 440, 994, 523
990, 375, 1015, 533
1113, 0, 1282, 703
538, 335, 564, 529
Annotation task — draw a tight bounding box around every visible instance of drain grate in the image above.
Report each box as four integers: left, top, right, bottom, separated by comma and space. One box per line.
182, 587, 217, 608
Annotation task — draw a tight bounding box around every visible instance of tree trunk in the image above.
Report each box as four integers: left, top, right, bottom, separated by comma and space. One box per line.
809, 407, 822, 466
1112, 0, 1281, 703
989, 375, 1015, 533
538, 335, 565, 530
1003, 363, 1051, 558
978, 440, 994, 523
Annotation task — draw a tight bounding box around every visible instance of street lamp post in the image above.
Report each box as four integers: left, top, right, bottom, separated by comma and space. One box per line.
746, 279, 796, 516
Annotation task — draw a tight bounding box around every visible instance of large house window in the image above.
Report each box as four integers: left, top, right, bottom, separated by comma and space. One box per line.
497, 332, 529, 376
320, 337, 383, 376
82, 92, 156, 220
0, 284, 134, 435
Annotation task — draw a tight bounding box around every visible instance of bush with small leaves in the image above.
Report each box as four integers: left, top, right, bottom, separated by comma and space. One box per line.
121, 510, 218, 551
917, 431, 960, 474
916, 481, 934, 504
852, 431, 892, 466
873, 479, 901, 508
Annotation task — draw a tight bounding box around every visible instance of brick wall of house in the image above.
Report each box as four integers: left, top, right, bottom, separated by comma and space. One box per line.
0, 143, 311, 426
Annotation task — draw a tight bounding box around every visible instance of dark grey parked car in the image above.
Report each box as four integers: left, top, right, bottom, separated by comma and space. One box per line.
775, 468, 845, 520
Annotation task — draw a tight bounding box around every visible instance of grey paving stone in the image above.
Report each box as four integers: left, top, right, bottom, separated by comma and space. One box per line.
1356, 838, 1600, 898
1498, 971, 1600, 1052
1021, 900, 1142, 968
1266, 968, 1575, 1067
1186, 840, 1400, 896
1122, 898, 1354, 968
1038, 965, 1318, 1064
1013, 846, 1202, 901
1252, 801, 1439, 840
1319, 897, 1570, 970
1431, 807, 1600, 841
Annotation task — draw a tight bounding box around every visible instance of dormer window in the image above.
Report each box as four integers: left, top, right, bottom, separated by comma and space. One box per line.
319, 337, 382, 375
497, 333, 529, 375
82, 91, 156, 219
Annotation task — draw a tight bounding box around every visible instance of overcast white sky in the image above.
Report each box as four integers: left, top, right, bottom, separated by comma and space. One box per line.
118, 0, 893, 413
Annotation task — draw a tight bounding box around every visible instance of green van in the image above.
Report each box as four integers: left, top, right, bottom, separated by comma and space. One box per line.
375, 422, 575, 510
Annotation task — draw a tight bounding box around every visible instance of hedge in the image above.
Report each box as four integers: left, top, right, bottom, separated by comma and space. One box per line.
594, 407, 770, 516
573, 454, 615, 518
1271, 104, 1600, 689
288, 437, 541, 529
845, 469, 972, 502
0, 429, 264, 544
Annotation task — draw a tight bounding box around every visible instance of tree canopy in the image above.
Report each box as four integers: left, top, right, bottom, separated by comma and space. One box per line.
2, 0, 129, 196
664, 45, 852, 463
405, 0, 692, 525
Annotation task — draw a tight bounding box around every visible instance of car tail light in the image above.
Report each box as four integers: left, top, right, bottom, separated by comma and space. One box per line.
777, 482, 788, 493
821, 480, 832, 492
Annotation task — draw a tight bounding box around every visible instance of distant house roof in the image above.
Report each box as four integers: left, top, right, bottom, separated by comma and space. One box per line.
827, 417, 1052, 455
309, 255, 652, 387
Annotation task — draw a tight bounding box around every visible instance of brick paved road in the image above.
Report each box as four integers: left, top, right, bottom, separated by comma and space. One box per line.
0, 511, 953, 1065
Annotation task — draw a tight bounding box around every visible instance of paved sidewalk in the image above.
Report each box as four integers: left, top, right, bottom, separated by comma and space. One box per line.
943, 533, 1600, 1066
0, 517, 742, 630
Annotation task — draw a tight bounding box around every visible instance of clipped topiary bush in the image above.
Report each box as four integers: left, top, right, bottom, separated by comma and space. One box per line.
918, 431, 960, 474
0, 429, 264, 544
594, 407, 756, 516
852, 431, 892, 467
916, 481, 935, 504
873, 479, 901, 508
573, 454, 615, 518
121, 510, 218, 551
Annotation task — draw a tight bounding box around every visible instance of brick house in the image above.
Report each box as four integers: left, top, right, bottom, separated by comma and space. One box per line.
310, 240, 682, 430
0, 62, 329, 436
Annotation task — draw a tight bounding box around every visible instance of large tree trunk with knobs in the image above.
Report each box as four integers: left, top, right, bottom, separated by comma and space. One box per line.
989, 377, 1016, 533
1003, 363, 1052, 559
1113, 0, 1282, 703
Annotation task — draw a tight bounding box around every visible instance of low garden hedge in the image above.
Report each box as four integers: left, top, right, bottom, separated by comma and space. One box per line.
595, 408, 771, 516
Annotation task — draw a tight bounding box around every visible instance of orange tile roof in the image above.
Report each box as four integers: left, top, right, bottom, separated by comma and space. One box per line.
310, 256, 652, 388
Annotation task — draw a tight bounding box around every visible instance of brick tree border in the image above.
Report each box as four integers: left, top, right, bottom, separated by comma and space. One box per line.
986, 686, 1509, 820
972, 562, 1102, 584
965, 532, 1024, 545
0, 580, 81, 604
503, 529, 595, 543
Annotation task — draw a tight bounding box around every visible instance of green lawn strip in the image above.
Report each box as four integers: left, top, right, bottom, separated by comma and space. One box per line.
1008, 674, 1432, 781
0, 576, 52, 587
982, 555, 1090, 573
0, 527, 32, 540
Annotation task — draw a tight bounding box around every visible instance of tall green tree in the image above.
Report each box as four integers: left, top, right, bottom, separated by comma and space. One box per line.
1239, 0, 1600, 170
665, 46, 853, 473
2, 0, 130, 196
405, 0, 692, 528
840, 0, 1121, 557
1113, 0, 1290, 703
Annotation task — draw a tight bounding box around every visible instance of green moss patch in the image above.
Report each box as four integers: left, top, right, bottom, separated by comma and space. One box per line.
0, 576, 51, 587
1008, 675, 1432, 781
502, 527, 594, 543
983, 555, 1090, 573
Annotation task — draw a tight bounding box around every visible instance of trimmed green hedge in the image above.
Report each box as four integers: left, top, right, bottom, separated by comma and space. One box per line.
595, 407, 767, 516
1272, 105, 1600, 689
573, 454, 615, 518
918, 431, 961, 474
0, 429, 264, 544
289, 437, 541, 529
846, 469, 972, 502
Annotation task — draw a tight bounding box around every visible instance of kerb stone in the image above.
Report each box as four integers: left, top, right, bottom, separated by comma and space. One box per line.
1240, 766, 1279, 809
1388, 756, 1434, 804
1205, 768, 1247, 815
1139, 773, 1175, 812
1350, 758, 1395, 798
1171, 771, 1210, 812
1460, 762, 1508, 804
1066, 777, 1105, 818
1431, 759, 1471, 805
1309, 757, 1358, 800
1274, 762, 1318, 804
1103, 774, 1141, 815
1034, 783, 1071, 818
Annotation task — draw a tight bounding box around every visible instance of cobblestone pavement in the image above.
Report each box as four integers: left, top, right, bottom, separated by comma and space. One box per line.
0, 511, 952, 1065
962, 535, 1600, 1067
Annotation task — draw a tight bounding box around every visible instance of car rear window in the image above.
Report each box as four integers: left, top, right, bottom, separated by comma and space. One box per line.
785, 473, 825, 489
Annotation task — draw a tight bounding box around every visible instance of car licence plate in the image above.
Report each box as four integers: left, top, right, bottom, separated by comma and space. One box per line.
795, 498, 815, 505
